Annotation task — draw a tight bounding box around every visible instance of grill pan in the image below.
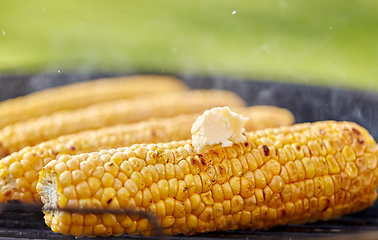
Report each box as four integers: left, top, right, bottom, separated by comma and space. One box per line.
0, 73, 378, 240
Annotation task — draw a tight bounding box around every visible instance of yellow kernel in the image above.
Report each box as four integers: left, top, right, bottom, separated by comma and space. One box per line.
245, 153, 258, 172
342, 146, 356, 162
79, 161, 96, 177
176, 180, 188, 201
24, 170, 37, 183
102, 213, 117, 227
231, 195, 244, 214
366, 153, 378, 170
174, 201, 187, 218
54, 162, 67, 175
231, 158, 243, 177
92, 166, 105, 179
110, 152, 126, 166
280, 166, 290, 184
120, 216, 133, 228
314, 176, 325, 197
158, 179, 169, 200
323, 175, 335, 196
130, 172, 145, 190
260, 164, 273, 183
71, 213, 84, 226
165, 163, 175, 179
76, 181, 91, 199
301, 157, 315, 179
165, 197, 175, 216
155, 163, 166, 179
59, 170, 72, 188
21, 159, 33, 171
161, 216, 175, 229
349, 176, 363, 194
117, 172, 127, 183
156, 200, 167, 218
124, 179, 138, 197
240, 177, 254, 198
326, 155, 341, 174
284, 162, 297, 183
254, 169, 267, 188
87, 177, 101, 195
168, 178, 179, 198
104, 162, 119, 177
58, 211, 72, 226
66, 159, 80, 171
63, 185, 77, 199
345, 162, 359, 179
212, 183, 224, 202
194, 175, 202, 193
266, 160, 281, 175
356, 157, 368, 173
72, 170, 87, 185
147, 165, 159, 182
102, 172, 115, 188
120, 161, 133, 177
149, 183, 160, 203
101, 187, 116, 207
9, 162, 24, 178
269, 175, 285, 193
294, 160, 305, 181
229, 177, 241, 195
200, 172, 212, 192
305, 179, 314, 198
140, 167, 153, 187
142, 188, 153, 208
183, 174, 194, 196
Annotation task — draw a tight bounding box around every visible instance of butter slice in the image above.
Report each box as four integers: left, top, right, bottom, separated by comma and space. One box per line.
191, 107, 249, 154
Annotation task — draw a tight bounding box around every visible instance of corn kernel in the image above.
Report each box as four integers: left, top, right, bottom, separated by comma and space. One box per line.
345, 162, 359, 179
254, 169, 266, 188
269, 175, 284, 193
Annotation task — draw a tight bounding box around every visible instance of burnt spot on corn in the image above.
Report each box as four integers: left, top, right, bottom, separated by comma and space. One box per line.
151, 130, 156, 137
319, 129, 325, 135
107, 198, 113, 204
70, 146, 76, 151
244, 142, 249, 147
296, 145, 301, 151
263, 145, 269, 156
199, 155, 207, 167
352, 128, 361, 135
358, 139, 365, 144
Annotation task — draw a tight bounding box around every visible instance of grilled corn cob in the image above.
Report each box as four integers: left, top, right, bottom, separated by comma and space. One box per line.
0, 106, 294, 203
0, 89, 245, 158
37, 121, 378, 237
0, 75, 188, 129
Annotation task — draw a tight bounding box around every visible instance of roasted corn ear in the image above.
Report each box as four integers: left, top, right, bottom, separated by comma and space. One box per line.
0, 89, 245, 158
37, 121, 378, 237
0, 75, 188, 129
0, 106, 294, 203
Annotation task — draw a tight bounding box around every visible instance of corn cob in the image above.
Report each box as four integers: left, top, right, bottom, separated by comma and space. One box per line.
0, 106, 294, 203
36, 121, 378, 237
0, 89, 246, 158
0, 75, 188, 129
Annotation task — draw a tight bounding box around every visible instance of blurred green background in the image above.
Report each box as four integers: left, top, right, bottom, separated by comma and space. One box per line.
0, 0, 377, 91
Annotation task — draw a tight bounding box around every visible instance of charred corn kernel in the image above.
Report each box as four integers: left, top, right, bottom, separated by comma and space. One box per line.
36, 121, 378, 237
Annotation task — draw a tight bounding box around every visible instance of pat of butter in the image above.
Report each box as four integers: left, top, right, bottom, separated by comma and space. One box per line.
191, 107, 249, 154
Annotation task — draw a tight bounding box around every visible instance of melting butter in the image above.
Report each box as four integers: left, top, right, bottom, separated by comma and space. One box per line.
191, 107, 249, 154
